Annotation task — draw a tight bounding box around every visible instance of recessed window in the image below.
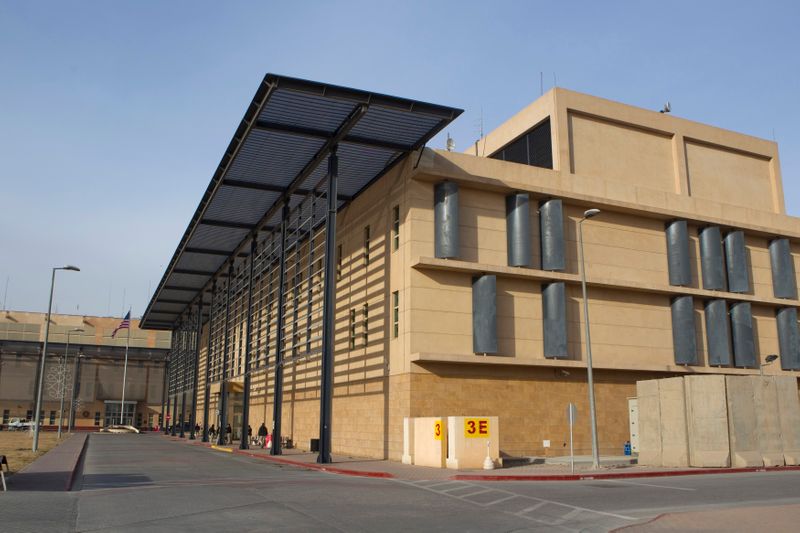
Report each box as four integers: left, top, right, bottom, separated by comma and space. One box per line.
392, 291, 399, 338
363, 303, 369, 345
49, 410, 56, 425
94, 412, 101, 426
392, 205, 400, 251
489, 117, 553, 169
349, 309, 357, 349
337, 244, 343, 280
364, 226, 371, 266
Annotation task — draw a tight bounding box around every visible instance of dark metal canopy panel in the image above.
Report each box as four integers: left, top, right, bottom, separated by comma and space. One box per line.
141, 74, 462, 330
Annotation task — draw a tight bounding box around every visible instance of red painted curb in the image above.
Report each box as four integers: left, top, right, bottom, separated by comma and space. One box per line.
452, 465, 800, 481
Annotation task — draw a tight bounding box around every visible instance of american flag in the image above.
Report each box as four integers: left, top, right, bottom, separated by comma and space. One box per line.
112, 311, 131, 338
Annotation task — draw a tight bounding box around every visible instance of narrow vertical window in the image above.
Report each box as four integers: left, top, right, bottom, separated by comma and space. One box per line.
392, 205, 400, 251
364, 226, 371, 266
349, 309, 357, 349
337, 244, 342, 280
392, 291, 399, 338
363, 303, 369, 345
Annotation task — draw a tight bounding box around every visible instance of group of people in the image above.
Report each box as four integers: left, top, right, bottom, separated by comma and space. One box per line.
200, 422, 271, 448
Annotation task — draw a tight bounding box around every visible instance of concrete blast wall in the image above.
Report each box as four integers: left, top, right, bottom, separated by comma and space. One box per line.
637, 375, 800, 468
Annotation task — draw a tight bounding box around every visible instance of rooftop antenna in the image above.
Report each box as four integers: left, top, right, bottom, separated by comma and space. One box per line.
446, 133, 455, 152
553, 72, 557, 88
659, 101, 671, 113
540, 71, 544, 96
2, 276, 8, 311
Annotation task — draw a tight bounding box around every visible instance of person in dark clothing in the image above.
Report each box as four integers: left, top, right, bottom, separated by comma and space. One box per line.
195, 423, 200, 434
225, 423, 232, 444
209, 424, 216, 440
257, 423, 268, 447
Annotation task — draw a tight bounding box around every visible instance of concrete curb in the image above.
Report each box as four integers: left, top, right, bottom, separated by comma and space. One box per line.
161, 435, 800, 482
65, 433, 89, 491
452, 465, 800, 481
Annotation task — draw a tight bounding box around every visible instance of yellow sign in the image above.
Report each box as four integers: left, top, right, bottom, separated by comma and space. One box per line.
433, 419, 443, 440
464, 418, 490, 438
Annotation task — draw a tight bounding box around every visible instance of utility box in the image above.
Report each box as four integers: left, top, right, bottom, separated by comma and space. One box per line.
445, 416, 500, 470
412, 417, 447, 468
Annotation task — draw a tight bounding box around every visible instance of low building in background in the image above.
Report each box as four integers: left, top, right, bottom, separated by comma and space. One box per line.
0, 311, 170, 430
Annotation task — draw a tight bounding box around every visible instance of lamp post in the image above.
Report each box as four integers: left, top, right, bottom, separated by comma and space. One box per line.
759, 354, 779, 377
33, 265, 80, 452
58, 328, 84, 438
578, 209, 601, 469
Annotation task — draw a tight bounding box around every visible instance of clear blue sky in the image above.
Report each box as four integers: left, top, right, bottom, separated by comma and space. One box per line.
2, 0, 799, 317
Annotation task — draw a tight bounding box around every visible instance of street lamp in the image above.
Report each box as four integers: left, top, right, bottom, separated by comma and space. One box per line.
578, 208, 601, 469
33, 265, 80, 452
58, 328, 84, 438
759, 354, 779, 377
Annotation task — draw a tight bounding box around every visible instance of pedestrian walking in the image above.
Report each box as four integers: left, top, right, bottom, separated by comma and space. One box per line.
225, 423, 232, 444
257, 422, 268, 448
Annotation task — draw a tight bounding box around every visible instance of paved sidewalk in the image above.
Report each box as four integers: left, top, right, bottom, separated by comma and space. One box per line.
616, 503, 800, 532
6, 432, 88, 491
165, 435, 800, 481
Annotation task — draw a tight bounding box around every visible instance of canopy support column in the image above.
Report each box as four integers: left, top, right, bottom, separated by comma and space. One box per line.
202, 281, 216, 442
179, 325, 187, 438
190, 299, 203, 440
240, 239, 257, 450
218, 263, 233, 445
318, 147, 338, 464
271, 204, 290, 455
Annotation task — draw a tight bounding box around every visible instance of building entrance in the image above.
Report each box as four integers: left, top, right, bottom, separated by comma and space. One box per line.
104, 400, 136, 426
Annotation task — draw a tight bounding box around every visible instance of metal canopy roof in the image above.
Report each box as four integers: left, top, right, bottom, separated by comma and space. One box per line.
141, 74, 462, 330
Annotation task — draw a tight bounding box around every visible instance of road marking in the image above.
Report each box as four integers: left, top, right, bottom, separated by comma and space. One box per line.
211, 445, 233, 453
602, 479, 696, 492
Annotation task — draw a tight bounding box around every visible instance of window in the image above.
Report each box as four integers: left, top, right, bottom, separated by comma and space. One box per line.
136, 412, 142, 427
392, 205, 400, 251
337, 244, 343, 280
3, 410, 9, 424
94, 412, 101, 426
364, 226, 371, 265
392, 291, 399, 338
26, 410, 32, 421
349, 309, 357, 349
363, 303, 369, 345
489, 117, 553, 169
49, 411, 56, 425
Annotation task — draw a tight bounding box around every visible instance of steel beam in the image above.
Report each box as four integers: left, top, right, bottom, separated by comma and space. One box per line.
200, 219, 255, 230
202, 281, 215, 442
318, 148, 338, 464
184, 247, 232, 256
271, 204, 289, 456
240, 239, 257, 450
222, 179, 352, 202
218, 263, 233, 445
306, 195, 316, 353
253, 119, 413, 152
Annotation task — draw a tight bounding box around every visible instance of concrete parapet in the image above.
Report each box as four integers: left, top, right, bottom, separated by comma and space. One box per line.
685, 375, 730, 467
775, 376, 800, 465
636, 379, 662, 466
658, 378, 689, 467
726, 375, 762, 467
753, 376, 785, 466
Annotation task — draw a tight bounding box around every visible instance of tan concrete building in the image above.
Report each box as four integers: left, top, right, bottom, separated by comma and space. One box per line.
0, 311, 170, 430
143, 76, 800, 461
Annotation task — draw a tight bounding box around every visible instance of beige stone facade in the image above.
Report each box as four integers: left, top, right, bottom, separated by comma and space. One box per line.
0, 311, 170, 430
187, 88, 800, 460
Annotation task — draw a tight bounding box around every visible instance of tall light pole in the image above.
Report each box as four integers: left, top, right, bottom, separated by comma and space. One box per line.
578, 209, 601, 469
33, 265, 80, 452
58, 327, 84, 438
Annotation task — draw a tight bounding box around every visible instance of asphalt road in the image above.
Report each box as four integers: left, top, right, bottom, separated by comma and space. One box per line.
2, 433, 800, 532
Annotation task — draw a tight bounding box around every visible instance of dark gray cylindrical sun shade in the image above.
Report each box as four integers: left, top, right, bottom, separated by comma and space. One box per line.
671, 295, 697, 365
730, 302, 756, 368
775, 307, 800, 370
542, 282, 568, 358
724, 230, 750, 293
472, 274, 497, 354
699, 226, 726, 290
506, 192, 532, 267
769, 238, 797, 299
539, 198, 565, 271
434, 181, 459, 259
665, 220, 691, 286
704, 299, 731, 366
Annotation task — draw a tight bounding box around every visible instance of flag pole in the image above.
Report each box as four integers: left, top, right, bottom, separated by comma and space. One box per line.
120, 311, 131, 425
